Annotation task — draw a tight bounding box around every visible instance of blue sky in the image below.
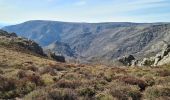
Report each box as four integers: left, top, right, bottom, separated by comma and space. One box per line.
0, 0, 170, 24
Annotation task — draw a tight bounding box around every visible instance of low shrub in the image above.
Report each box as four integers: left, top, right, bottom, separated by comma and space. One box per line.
15, 81, 36, 97
120, 76, 148, 91
144, 85, 170, 99
155, 76, 170, 85
0, 69, 3, 74
0, 76, 16, 92
25, 73, 44, 86
17, 70, 27, 79
48, 89, 77, 100
157, 69, 170, 77
55, 80, 81, 89
26, 65, 38, 72
40, 66, 65, 76
78, 87, 96, 97
109, 82, 141, 100
24, 89, 47, 100
96, 92, 113, 100
41, 74, 54, 85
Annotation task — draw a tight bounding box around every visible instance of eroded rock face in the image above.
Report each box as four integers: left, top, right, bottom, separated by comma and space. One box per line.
153, 54, 162, 66
140, 58, 155, 66
133, 42, 170, 66
156, 43, 170, 65
161, 44, 170, 57
118, 42, 170, 66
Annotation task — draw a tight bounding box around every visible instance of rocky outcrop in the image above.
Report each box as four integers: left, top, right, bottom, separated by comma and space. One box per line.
118, 55, 135, 66
139, 58, 155, 66
118, 41, 170, 66
46, 51, 65, 62
155, 43, 170, 65
44, 41, 77, 58
0, 30, 45, 56
0, 30, 67, 63
14, 38, 45, 56
120, 42, 170, 66
0, 30, 17, 37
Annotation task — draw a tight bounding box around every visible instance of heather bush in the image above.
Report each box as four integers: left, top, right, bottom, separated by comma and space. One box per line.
0, 76, 17, 99
0, 76, 16, 92
24, 89, 47, 100
78, 87, 96, 98
144, 85, 170, 99
109, 81, 141, 100
55, 79, 82, 89
96, 92, 113, 100
41, 74, 54, 85
25, 73, 44, 86
47, 89, 77, 100
17, 70, 27, 79
120, 76, 148, 91
157, 69, 170, 77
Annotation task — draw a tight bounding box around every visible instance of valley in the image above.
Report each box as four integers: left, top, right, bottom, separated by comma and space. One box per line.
3, 21, 170, 65
0, 30, 170, 100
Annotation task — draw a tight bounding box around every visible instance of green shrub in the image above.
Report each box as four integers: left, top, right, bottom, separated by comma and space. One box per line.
42, 74, 54, 85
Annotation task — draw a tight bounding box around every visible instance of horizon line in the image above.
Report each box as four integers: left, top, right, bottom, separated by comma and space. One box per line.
2, 20, 170, 26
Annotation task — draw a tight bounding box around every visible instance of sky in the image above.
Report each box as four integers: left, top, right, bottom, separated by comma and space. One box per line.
0, 0, 170, 24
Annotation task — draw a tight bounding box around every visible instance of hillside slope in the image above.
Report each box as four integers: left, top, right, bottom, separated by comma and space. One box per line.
3, 21, 170, 64
0, 29, 170, 100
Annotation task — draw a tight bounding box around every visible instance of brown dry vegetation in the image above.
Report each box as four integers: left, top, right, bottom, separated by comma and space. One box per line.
0, 47, 170, 100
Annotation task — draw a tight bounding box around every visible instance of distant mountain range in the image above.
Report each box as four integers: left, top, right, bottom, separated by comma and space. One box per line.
2, 20, 170, 64
0, 23, 9, 28
0, 25, 4, 28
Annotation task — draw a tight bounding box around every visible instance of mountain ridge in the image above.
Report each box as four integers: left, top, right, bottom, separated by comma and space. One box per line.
3, 20, 170, 65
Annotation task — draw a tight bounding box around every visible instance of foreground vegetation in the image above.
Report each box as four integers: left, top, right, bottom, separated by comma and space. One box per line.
0, 46, 170, 100
0, 29, 169, 100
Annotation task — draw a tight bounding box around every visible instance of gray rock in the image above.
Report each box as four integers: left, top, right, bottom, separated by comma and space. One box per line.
140, 58, 155, 66
153, 54, 162, 66
118, 55, 135, 66
131, 60, 139, 66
